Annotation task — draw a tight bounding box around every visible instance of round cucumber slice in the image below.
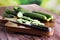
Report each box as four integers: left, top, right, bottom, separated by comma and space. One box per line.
17, 19, 24, 23
17, 12, 23, 18
25, 21, 31, 25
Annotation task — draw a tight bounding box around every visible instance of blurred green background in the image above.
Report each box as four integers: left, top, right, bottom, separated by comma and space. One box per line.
0, 0, 60, 15
0, 0, 42, 6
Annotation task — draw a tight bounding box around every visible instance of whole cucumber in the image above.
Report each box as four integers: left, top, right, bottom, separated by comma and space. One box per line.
23, 12, 47, 21
32, 11, 53, 21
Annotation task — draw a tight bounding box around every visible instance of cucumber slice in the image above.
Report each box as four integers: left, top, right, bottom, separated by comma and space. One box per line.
17, 19, 24, 23
25, 21, 31, 25
17, 12, 23, 18
31, 20, 45, 26
21, 16, 33, 21
17, 19, 31, 25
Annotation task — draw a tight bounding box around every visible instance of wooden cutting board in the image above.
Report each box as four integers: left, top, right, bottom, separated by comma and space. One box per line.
0, 4, 55, 36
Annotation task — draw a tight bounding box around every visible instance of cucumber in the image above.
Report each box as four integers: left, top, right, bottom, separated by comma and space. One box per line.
5, 9, 17, 16
4, 13, 14, 18
13, 6, 21, 13
13, 6, 29, 13
23, 12, 47, 21
5, 9, 14, 14
33, 11, 53, 21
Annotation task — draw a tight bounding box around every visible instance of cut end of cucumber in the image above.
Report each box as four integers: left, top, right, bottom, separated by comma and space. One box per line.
47, 18, 51, 22
44, 16, 47, 20
25, 21, 31, 25
47, 16, 53, 21
17, 12, 23, 18
51, 16, 53, 19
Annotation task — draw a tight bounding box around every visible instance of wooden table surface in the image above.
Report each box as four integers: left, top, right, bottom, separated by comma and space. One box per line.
0, 4, 60, 40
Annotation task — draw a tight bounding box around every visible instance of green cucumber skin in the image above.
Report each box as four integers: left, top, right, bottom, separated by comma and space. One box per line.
6, 9, 14, 14
23, 12, 47, 21
33, 11, 53, 19
5, 9, 17, 16
4, 14, 14, 18
13, 7, 21, 13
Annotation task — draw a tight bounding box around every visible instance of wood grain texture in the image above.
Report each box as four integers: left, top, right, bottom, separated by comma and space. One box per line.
0, 26, 8, 40
0, 4, 60, 40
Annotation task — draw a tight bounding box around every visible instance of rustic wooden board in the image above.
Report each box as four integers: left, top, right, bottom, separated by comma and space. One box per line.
0, 4, 60, 40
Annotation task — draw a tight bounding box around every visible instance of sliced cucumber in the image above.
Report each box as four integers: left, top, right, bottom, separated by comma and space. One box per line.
17, 19, 25, 23
25, 21, 31, 25
31, 20, 45, 26
17, 19, 31, 25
